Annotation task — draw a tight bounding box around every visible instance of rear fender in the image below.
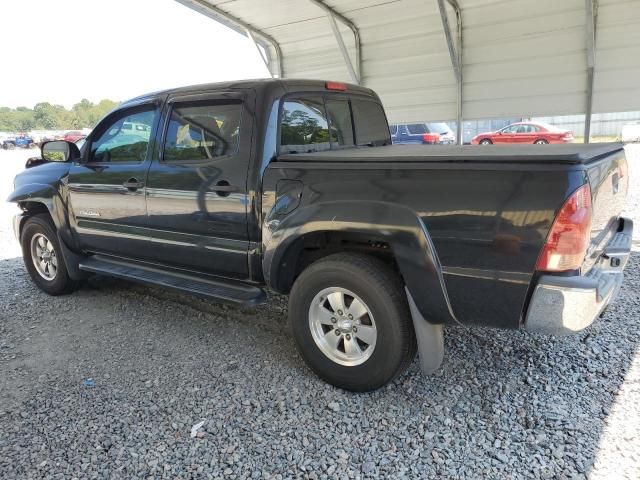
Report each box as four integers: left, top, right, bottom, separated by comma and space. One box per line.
263, 201, 457, 324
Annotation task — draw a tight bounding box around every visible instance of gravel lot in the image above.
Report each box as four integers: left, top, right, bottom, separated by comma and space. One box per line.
0, 146, 639, 479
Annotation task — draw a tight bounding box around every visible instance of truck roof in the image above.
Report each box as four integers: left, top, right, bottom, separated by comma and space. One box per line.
121, 78, 377, 107
278, 143, 625, 165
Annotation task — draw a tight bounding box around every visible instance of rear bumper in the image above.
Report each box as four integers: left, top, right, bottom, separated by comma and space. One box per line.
524, 217, 633, 335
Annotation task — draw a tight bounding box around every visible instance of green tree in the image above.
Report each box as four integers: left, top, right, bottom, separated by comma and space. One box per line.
0, 99, 120, 132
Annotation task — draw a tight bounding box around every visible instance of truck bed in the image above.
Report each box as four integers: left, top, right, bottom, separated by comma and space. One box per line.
278, 143, 624, 165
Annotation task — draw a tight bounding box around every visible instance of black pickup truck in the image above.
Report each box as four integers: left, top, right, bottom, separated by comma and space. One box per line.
8, 79, 632, 391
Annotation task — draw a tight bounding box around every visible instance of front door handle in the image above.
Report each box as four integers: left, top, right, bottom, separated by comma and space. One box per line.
211, 180, 236, 197
123, 178, 144, 191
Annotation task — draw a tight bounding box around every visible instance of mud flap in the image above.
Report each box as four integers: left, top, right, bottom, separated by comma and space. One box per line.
405, 288, 444, 375
56, 232, 90, 281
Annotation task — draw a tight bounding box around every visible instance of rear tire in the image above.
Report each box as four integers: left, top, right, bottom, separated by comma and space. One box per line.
21, 214, 77, 295
289, 253, 416, 392
479, 139, 492, 145
534, 139, 548, 144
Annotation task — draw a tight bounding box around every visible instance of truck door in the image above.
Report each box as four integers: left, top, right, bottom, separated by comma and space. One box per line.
67, 103, 160, 259
144, 91, 253, 279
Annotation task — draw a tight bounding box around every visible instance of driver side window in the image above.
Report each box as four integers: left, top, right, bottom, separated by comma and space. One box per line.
89, 108, 157, 163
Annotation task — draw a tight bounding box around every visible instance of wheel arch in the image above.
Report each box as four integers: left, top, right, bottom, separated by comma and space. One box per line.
263, 201, 457, 325
8, 183, 75, 248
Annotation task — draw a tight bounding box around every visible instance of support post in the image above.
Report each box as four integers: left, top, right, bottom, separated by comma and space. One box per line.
438, 0, 463, 145
246, 29, 273, 78
584, 0, 597, 143
310, 0, 362, 85
326, 13, 359, 84
174, 0, 283, 77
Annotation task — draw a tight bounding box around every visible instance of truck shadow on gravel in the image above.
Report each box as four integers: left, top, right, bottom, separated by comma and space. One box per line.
1, 253, 638, 478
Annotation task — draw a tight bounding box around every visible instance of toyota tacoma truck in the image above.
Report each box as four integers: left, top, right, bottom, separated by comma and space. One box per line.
8, 79, 632, 391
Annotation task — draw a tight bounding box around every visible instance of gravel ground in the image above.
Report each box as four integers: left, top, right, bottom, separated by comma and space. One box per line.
0, 146, 639, 479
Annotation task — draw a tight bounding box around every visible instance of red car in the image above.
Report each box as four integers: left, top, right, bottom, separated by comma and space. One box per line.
63, 130, 86, 142
472, 122, 573, 145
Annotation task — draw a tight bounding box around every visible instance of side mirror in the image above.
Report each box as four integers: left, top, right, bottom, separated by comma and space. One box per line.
41, 140, 80, 163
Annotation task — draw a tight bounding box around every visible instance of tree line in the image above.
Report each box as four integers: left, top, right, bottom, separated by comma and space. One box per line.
0, 99, 119, 132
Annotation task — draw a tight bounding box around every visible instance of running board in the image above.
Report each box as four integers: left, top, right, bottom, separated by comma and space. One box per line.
79, 256, 267, 306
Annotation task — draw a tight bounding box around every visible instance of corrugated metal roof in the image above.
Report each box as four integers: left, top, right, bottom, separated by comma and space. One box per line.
176, 0, 640, 124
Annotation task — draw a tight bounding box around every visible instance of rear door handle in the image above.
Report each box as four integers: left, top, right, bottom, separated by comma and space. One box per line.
123, 178, 144, 191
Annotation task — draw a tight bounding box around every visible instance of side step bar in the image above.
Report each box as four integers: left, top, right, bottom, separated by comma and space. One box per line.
79, 256, 267, 306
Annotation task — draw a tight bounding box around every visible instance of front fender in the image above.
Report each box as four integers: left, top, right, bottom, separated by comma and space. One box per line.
7, 183, 56, 209
263, 200, 458, 324
6, 182, 71, 242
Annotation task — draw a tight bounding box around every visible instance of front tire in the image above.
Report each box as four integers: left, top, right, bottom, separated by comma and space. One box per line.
479, 138, 492, 145
21, 214, 77, 295
534, 139, 548, 144
289, 253, 416, 392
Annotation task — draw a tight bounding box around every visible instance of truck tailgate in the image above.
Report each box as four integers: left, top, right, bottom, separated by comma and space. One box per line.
584, 147, 629, 271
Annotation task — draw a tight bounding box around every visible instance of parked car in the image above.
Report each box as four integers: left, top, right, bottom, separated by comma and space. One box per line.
14, 134, 37, 148
63, 131, 86, 143
621, 121, 640, 143
8, 79, 631, 392
391, 122, 456, 144
472, 122, 574, 145
74, 137, 86, 150
37, 133, 59, 146
0, 134, 16, 149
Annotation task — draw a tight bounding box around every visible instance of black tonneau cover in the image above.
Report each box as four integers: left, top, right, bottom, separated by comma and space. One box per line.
278, 143, 624, 165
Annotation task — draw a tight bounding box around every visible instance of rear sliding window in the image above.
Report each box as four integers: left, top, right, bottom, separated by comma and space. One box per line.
280, 95, 389, 154
326, 99, 354, 148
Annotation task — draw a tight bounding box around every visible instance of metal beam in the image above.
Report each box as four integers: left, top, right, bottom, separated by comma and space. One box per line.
246, 28, 273, 78
310, 0, 362, 84
326, 13, 359, 84
584, 0, 597, 143
438, 0, 463, 145
174, 0, 283, 77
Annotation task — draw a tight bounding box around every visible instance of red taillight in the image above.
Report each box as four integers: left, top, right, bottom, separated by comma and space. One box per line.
422, 133, 441, 144
536, 184, 592, 272
325, 81, 347, 91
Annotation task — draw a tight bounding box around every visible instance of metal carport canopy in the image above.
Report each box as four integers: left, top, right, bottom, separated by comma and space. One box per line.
176, 0, 640, 141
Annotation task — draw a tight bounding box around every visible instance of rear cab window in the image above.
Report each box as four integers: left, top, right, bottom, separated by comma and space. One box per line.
350, 98, 390, 146
279, 93, 389, 154
280, 97, 330, 154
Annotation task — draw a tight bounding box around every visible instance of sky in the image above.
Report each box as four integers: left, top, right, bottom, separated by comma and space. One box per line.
0, 0, 270, 109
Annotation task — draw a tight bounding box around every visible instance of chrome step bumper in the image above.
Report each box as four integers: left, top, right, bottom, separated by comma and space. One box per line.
524, 217, 633, 335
